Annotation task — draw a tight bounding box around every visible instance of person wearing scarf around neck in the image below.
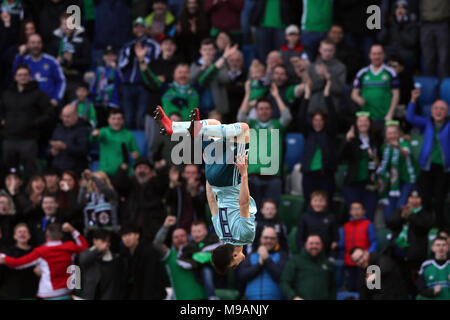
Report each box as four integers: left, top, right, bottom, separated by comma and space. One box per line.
340, 111, 383, 221
376, 121, 417, 221
386, 187, 434, 297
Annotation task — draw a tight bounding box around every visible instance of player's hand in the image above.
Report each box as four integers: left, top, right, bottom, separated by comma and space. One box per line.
234, 154, 248, 176
0, 256, 5, 264
434, 285, 441, 296
33, 267, 41, 277
164, 215, 177, 227
62, 222, 75, 233
411, 89, 420, 103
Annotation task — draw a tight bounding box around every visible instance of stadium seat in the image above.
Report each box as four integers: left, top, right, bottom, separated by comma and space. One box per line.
90, 160, 99, 172
375, 228, 393, 253
413, 76, 439, 106
131, 130, 148, 159
337, 292, 359, 300
288, 226, 299, 254
439, 77, 450, 107
215, 289, 240, 300
241, 45, 258, 72
284, 133, 305, 171
278, 194, 305, 232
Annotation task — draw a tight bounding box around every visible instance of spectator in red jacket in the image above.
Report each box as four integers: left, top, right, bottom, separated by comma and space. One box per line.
0, 222, 88, 300
339, 202, 378, 292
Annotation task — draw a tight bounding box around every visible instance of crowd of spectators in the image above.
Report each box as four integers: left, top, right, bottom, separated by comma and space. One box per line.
0, 0, 449, 300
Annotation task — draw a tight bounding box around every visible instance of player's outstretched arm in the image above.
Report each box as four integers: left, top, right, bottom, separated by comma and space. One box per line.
206, 181, 219, 216
235, 154, 250, 218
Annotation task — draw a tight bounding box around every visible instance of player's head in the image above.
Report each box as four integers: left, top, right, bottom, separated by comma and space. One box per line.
349, 202, 365, 220
191, 220, 208, 243
212, 244, 245, 275
46, 223, 63, 241
431, 236, 448, 260
261, 199, 277, 219
310, 190, 328, 212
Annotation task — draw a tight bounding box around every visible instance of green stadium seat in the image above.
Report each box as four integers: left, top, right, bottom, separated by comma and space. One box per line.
214, 289, 240, 300
288, 226, 299, 254
278, 194, 305, 232
375, 228, 393, 253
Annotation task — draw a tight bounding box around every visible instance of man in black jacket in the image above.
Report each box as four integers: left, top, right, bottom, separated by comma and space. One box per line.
351, 246, 409, 300
49, 104, 90, 174
386, 187, 434, 296
113, 158, 169, 242
119, 224, 167, 300
47, 11, 92, 101
78, 229, 121, 300
0, 223, 39, 299
0, 64, 53, 180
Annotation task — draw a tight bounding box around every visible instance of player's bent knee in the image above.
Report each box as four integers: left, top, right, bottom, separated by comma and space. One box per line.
206, 119, 222, 126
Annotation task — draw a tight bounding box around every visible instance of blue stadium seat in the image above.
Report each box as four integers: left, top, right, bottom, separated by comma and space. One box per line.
439, 77, 450, 108
241, 45, 258, 72
421, 103, 432, 118
413, 76, 439, 106
284, 133, 305, 171
90, 160, 99, 172
131, 130, 148, 159
337, 292, 359, 300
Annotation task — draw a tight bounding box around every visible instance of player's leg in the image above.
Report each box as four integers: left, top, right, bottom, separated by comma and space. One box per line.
153, 106, 222, 135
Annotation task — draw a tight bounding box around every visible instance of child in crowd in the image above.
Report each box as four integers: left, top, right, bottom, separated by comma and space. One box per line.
90, 46, 122, 128
339, 201, 378, 291
248, 59, 269, 102
280, 24, 309, 69
377, 121, 417, 221
251, 199, 288, 253
73, 82, 97, 129
297, 190, 339, 255
177, 221, 221, 300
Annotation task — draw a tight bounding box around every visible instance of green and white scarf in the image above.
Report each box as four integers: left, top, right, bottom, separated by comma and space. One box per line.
377, 143, 401, 202
395, 206, 422, 248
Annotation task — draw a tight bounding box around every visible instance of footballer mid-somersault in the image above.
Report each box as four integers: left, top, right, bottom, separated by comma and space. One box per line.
154, 105, 257, 274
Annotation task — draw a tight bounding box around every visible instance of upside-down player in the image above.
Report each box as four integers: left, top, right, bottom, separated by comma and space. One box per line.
154, 106, 256, 274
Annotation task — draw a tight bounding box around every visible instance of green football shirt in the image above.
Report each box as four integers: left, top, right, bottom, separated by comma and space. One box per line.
353, 65, 399, 121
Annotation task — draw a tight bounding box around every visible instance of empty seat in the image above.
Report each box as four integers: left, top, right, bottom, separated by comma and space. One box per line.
375, 228, 393, 253
131, 130, 148, 159
278, 194, 304, 232
413, 76, 439, 106
439, 77, 450, 108
284, 133, 305, 171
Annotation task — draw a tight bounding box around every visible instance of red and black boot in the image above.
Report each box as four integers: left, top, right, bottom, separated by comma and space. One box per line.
153, 106, 173, 135
188, 108, 203, 137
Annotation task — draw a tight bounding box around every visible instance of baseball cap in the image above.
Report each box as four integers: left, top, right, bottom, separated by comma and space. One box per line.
133, 17, 147, 27
104, 45, 117, 55
5, 167, 21, 179
133, 157, 153, 170
285, 25, 300, 35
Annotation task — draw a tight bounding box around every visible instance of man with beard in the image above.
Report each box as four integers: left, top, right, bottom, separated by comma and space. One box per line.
113, 158, 169, 242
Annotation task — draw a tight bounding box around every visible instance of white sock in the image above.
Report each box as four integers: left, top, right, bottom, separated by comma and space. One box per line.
199, 123, 243, 138
171, 121, 191, 134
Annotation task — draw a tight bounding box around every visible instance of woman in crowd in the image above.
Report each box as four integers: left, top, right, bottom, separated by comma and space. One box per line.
175, 0, 210, 63
340, 112, 383, 221
377, 121, 418, 221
